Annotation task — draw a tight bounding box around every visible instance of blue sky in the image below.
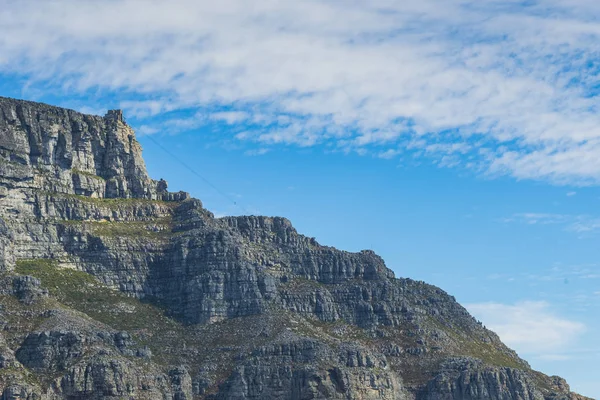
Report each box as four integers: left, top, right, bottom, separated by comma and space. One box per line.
1, 0, 599, 397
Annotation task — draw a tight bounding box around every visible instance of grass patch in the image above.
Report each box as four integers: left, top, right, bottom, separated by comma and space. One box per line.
14, 259, 155, 327
0, 366, 41, 388
461, 339, 524, 369
59, 218, 173, 239
71, 168, 105, 181
16, 259, 98, 299
282, 276, 328, 289
14, 259, 187, 365
38, 191, 179, 208
425, 315, 526, 370
12, 258, 245, 390
90, 220, 171, 238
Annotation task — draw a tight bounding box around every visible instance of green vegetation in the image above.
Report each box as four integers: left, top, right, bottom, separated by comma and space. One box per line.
88, 220, 171, 238
460, 338, 524, 369
71, 168, 105, 181
38, 191, 180, 210
283, 276, 328, 290
10, 258, 252, 389
0, 274, 55, 359
301, 318, 373, 343
531, 371, 558, 393
51, 192, 171, 205
14, 259, 188, 365
425, 314, 526, 370
17, 259, 104, 302
10, 258, 534, 394
0, 366, 40, 388
15, 259, 168, 330
59, 218, 173, 239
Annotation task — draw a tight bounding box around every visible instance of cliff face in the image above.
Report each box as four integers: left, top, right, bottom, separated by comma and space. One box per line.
0, 96, 591, 400
1, 100, 143, 199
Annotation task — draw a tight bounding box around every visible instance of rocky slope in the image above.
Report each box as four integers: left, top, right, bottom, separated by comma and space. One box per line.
0, 96, 591, 399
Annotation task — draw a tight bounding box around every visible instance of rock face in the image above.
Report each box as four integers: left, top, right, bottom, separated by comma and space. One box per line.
0, 98, 186, 201
0, 96, 592, 400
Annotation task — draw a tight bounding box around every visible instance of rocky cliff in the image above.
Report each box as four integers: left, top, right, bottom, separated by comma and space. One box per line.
0, 96, 591, 400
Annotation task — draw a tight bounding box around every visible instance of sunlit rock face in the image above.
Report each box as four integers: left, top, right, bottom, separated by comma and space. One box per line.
0, 97, 590, 400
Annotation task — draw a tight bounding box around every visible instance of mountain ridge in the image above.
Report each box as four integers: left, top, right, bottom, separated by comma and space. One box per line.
0, 95, 591, 399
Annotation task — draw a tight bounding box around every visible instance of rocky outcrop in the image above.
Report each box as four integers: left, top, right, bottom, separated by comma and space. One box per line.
423, 358, 544, 400
214, 339, 404, 400
0, 217, 14, 270
0, 97, 591, 400
16, 331, 85, 372
0, 96, 187, 201
10, 275, 48, 304
55, 355, 173, 400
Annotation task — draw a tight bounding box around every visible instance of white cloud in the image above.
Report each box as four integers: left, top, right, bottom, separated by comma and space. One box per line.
567, 191, 577, 197
2, 1, 600, 184
76, 106, 106, 116
210, 111, 251, 125
119, 100, 177, 118
244, 148, 270, 156
136, 125, 160, 136
506, 213, 600, 234
506, 213, 571, 225
467, 301, 586, 356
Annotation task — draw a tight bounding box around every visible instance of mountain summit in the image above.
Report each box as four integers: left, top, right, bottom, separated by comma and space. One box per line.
0, 96, 590, 399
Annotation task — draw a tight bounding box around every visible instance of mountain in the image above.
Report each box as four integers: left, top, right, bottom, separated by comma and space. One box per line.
0, 96, 591, 400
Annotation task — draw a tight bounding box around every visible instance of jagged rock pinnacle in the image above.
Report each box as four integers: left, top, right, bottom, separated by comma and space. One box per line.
105, 109, 124, 123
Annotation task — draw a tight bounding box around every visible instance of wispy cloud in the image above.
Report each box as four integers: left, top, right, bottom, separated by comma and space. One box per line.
244, 148, 270, 156
504, 213, 572, 225
505, 213, 600, 234
467, 301, 586, 357
210, 111, 251, 125
536, 264, 600, 281
2, 1, 600, 184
